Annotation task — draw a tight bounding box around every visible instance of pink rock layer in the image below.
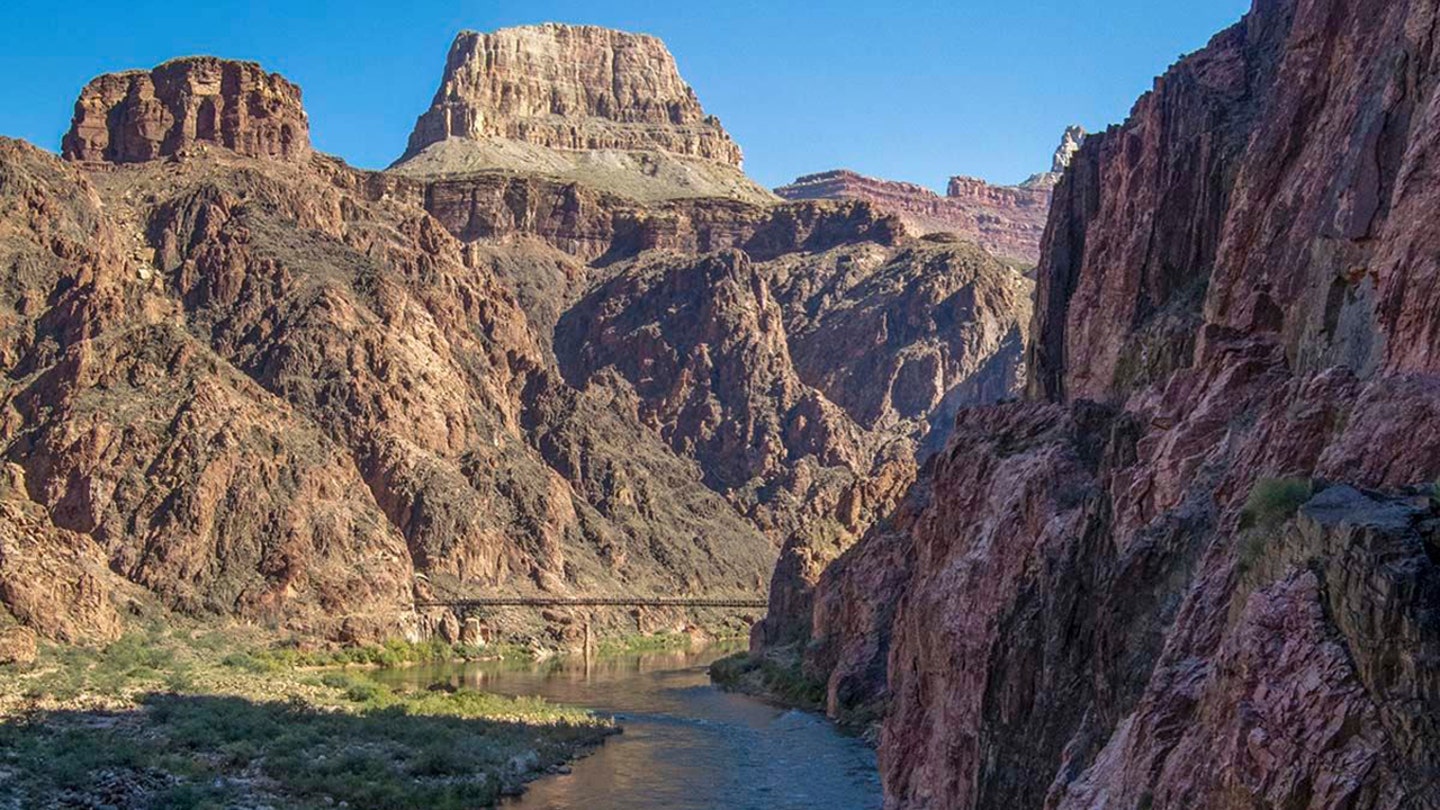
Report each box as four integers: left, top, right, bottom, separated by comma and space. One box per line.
775, 170, 1051, 265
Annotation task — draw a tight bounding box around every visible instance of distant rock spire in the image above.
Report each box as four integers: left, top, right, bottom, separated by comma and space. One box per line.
1018, 125, 1087, 190
1051, 125, 1086, 173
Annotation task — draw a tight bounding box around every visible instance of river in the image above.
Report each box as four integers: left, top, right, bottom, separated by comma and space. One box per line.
375, 645, 882, 810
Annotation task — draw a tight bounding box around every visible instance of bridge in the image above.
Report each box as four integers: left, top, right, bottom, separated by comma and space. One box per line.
415, 596, 768, 610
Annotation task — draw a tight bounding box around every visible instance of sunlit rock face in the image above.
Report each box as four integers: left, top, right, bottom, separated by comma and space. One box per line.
394, 24, 772, 205
62, 57, 310, 164
403, 24, 743, 166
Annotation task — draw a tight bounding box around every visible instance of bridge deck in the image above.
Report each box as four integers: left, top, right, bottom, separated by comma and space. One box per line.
416, 596, 768, 609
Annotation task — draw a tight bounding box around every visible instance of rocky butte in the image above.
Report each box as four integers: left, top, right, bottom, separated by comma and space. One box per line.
62, 57, 310, 164
393, 23, 773, 205
0, 23, 1032, 664
774, 126, 1084, 266
752, 0, 1440, 806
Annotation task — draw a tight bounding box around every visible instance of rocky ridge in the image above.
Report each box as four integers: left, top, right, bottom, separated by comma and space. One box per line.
779, 0, 1440, 807
773, 128, 1084, 265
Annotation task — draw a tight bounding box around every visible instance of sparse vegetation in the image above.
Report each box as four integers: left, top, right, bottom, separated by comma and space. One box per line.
0, 628, 615, 809
710, 650, 826, 710
1234, 477, 1319, 578
1239, 476, 1315, 531
595, 630, 718, 656
220, 637, 489, 673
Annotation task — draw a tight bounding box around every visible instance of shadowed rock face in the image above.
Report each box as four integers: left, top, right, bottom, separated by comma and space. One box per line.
402, 24, 742, 167
555, 238, 1031, 649
62, 57, 309, 164
799, 0, 1440, 807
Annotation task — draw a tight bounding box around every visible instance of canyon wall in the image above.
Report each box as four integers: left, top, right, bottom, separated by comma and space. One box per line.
798, 0, 1440, 806
0, 27, 1033, 646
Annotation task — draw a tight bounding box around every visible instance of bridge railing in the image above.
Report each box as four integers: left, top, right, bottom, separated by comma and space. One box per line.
414, 596, 769, 609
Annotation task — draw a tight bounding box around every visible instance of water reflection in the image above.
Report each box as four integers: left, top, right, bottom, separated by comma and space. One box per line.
376, 646, 881, 810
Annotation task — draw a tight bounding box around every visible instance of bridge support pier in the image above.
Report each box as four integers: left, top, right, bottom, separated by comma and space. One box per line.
583, 612, 594, 673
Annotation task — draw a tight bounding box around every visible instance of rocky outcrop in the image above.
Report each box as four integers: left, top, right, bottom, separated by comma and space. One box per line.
62, 57, 309, 164
796, 0, 1440, 807
766, 236, 1031, 447
1057, 484, 1440, 807
773, 130, 1081, 265
0, 625, 38, 666
391, 24, 771, 204
403, 25, 742, 166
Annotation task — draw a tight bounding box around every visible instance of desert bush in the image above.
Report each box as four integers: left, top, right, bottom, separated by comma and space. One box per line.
1239, 477, 1314, 531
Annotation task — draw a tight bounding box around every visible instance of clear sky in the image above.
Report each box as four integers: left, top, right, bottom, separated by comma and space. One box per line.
1, 0, 1250, 190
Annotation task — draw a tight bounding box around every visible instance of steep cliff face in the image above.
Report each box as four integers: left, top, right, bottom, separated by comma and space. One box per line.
394, 25, 772, 205
62, 57, 309, 164
804, 0, 1440, 807
404, 24, 742, 166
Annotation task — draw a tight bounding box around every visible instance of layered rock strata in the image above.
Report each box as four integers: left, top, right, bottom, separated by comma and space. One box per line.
393, 25, 772, 204
62, 57, 309, 164
774, 128, 1083, 265
403, 24, 742, 166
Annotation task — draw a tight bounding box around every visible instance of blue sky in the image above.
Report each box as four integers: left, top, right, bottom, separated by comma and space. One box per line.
0, 0, 1250, 190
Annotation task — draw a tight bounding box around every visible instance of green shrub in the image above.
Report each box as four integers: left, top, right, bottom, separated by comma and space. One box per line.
1240, 477, 1314, 531
708, 652, 759, 685
709, 651, 825, 709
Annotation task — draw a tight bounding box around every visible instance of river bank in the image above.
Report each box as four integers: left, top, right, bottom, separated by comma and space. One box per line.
377, 645, 882, 809
708, 645, 883, 743
0, 627, 616, 808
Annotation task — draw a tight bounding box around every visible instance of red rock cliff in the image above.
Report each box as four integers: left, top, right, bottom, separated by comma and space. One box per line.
805, 0, 1440, 807
62, 57, 309, 164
